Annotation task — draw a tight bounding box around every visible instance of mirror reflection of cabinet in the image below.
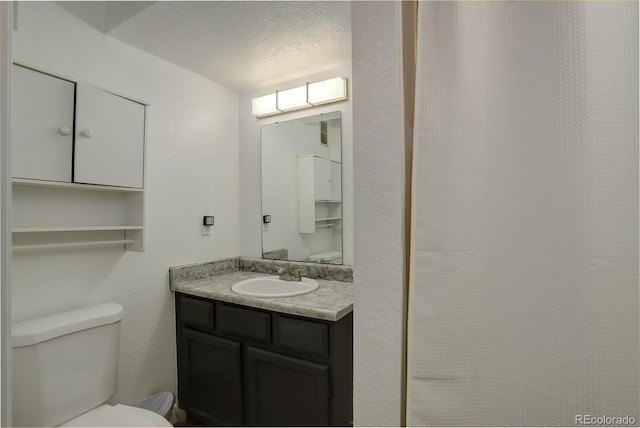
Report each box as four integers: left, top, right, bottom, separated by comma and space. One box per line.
297, 155, 341, 233
261, 111, 343, 263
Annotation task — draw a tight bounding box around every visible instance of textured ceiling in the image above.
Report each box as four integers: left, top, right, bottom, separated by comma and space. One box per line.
107, 1, 352, 93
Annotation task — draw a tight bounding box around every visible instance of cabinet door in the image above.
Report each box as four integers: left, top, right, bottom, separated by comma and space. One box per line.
246, 346, 330, 426
331, 160, 341, 201
297, 155, 316, 233
74, 84, 144, 188
313, 156, 332, 201
178, 329, 243, 425
12, 65, 75, 182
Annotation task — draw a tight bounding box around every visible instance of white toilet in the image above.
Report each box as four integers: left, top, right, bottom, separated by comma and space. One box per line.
12, 303, 173, 427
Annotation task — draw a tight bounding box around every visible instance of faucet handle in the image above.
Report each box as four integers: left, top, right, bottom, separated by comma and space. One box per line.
277, 267, 288, 280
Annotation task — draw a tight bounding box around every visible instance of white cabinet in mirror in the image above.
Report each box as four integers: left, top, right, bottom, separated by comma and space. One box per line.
297, 155, 341, 233
261, 111, 343, 264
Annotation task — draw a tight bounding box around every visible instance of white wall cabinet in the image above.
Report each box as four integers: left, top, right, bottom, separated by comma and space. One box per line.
12, 64, 145, 188
74, 84, 145, 188
12, 64, 75, 182
11, 64, 147, 252
297, 155, 342, 234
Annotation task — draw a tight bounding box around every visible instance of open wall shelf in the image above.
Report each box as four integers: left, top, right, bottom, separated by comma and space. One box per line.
12, 178, 143, 192
13, 226, 143, 233
13, 239, 135, 253
12, 181, 145, 252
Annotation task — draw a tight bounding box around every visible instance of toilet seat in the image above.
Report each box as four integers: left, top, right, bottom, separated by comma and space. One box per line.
59, 404, 173, 427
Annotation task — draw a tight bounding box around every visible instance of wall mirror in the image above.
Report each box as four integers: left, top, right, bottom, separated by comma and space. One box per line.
261, 111, 342, 264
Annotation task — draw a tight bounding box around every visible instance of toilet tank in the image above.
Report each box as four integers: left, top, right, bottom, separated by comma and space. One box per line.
12, 303, 123, 427
309, 251, 342, 264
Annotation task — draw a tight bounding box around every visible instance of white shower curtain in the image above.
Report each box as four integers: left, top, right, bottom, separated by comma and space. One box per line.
407, 2, 638, 426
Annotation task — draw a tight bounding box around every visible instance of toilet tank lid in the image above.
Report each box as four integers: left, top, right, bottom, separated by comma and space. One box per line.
309, 251, 342, 262
12, 303, 123, 348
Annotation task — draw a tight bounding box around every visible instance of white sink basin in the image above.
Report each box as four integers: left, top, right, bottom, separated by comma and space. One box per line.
231, 276, 319, 298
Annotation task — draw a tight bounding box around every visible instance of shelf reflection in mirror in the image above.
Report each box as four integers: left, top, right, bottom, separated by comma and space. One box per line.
261, 111, 343, 264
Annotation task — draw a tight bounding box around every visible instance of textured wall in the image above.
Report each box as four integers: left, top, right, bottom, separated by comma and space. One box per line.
12, 1, 239, 405
352, 2, 407, 426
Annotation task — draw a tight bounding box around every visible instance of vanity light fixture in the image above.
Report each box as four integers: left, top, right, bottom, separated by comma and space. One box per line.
252, 93, 278, 117
277, 85, 311, 112
252, 77, 347, 118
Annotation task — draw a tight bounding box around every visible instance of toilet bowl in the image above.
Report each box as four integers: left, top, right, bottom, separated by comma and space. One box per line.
11, 303, 172, 427
59, 403, 171, 427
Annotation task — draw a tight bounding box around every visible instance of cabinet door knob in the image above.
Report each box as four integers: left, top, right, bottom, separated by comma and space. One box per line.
80, 129, 93, 138
58, 126, 71, 136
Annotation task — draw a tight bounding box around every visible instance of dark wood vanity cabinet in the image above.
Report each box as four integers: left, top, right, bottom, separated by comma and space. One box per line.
175, 293, 353, 426
246, 347, 330, 425
180, 329, 243, 424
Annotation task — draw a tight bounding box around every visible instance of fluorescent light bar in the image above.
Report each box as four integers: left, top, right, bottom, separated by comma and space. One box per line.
308, 77, 347, 106
252, 77, 347, 118
252, 93, 279, 117
277, 85, 310, 111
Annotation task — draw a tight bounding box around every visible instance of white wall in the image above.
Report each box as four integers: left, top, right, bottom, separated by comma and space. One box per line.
352, 2, 407, 426
239, 66, 353, 265
11, 1, 239, 405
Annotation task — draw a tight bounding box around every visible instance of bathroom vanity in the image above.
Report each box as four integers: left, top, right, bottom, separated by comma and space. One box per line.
170, 258, 353, 426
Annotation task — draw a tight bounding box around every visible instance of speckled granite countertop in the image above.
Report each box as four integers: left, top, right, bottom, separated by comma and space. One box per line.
170, 270, 353, 322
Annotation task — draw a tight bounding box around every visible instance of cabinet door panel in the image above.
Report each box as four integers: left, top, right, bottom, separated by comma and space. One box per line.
179, 329, 242, 425
313, 156, 332, 201
12, 65, 74, 182
246, 346, 329, 426
74, 84, 144, 188
331, 161, 341, 201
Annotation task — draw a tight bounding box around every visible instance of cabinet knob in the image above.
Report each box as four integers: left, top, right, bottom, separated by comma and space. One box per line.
80, 129, 93, 138
58, 126, 71, 136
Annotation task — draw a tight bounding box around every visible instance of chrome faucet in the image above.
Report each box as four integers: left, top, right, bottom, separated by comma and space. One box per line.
277, 267, 302, 282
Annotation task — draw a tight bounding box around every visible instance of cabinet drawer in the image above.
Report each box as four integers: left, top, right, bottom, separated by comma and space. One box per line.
277, 316, 329, 358
217, 304, 271, 342
180, 296, 214, 331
